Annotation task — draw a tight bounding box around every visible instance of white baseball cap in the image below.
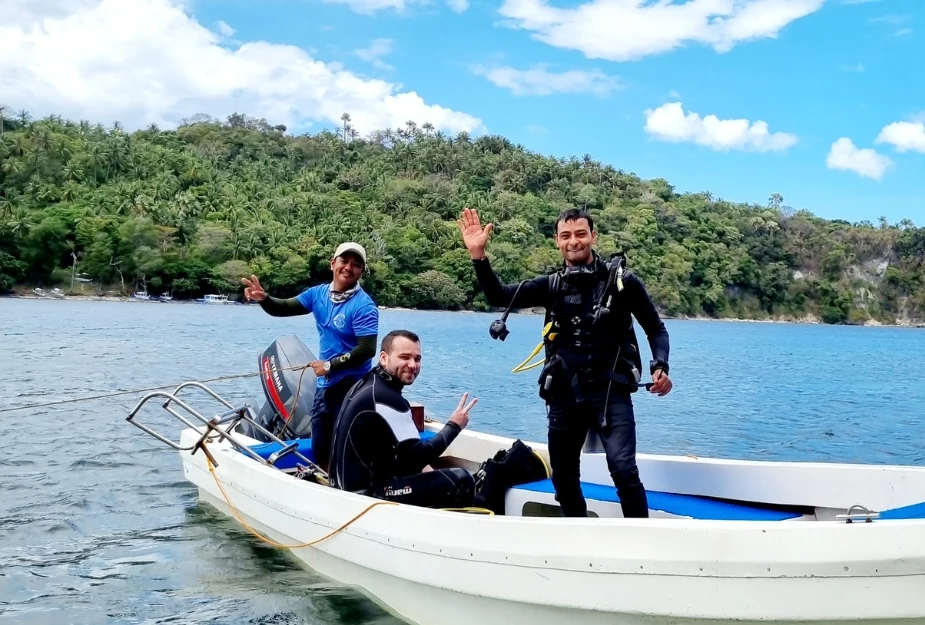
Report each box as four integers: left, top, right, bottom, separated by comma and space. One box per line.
334, 241, 367, 264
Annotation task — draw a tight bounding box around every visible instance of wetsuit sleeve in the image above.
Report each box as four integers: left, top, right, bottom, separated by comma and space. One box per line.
472, 257, 550, 309
328, 334, 377, 372
393, 422, 463, 476
624, 273, 670, 374
258, 295, 309, 317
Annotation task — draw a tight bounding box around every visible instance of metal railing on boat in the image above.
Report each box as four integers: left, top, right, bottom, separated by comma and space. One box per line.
124, 380, 329, 484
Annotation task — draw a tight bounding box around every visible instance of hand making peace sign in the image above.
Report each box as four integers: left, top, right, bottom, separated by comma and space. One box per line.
240, 275, 268, 302
447, 392, 478, 429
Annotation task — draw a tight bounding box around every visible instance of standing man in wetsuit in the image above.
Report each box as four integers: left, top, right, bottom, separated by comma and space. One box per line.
241, 242, 379, 472
458, 207, 673, 518
328, 329, 479, 509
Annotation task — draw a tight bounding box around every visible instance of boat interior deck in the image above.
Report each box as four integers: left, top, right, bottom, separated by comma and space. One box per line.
244, 430, 925, 523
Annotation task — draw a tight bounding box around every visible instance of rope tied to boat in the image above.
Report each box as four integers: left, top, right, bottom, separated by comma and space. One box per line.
2, 362, 458, 418
0, 365, 313, 414
202, 441, 498, 551
203, 444, 398, 549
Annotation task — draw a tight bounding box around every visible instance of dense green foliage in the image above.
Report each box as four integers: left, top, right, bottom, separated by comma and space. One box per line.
1, 109, 923, 325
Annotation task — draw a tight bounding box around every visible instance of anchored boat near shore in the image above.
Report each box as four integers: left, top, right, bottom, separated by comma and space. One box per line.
126, 336, 925, 625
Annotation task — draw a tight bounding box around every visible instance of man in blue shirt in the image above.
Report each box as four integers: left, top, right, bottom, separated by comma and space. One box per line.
241, 242, 379, 471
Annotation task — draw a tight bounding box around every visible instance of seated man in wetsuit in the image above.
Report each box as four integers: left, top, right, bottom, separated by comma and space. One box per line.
328, 329, 478, 509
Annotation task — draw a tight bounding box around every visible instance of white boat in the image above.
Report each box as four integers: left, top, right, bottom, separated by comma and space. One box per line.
126, 336, 925, 625
196, 294, 230, 304
130, 291, 151, 301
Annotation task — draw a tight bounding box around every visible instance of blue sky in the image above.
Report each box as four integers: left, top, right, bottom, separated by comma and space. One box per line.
3, 0, 923, 225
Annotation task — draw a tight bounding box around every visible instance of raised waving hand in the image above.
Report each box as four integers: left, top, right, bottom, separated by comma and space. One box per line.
457, 207, 494, 259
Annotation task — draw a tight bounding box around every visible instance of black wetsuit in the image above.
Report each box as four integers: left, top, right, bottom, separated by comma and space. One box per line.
328, 366, 475, 509
473, 253, 670, 518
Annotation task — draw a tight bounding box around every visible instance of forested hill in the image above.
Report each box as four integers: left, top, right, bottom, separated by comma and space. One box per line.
0, 110, 923, 325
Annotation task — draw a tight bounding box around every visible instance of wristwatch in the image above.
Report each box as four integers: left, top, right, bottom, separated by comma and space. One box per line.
322, 361, 331, 372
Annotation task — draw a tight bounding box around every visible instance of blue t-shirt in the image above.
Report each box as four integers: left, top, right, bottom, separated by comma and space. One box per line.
295, 284, 379, 388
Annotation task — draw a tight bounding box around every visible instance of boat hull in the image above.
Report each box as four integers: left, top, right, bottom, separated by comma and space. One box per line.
179, 426, 925, 625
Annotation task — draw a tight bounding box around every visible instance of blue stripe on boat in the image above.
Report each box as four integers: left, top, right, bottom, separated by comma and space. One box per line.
879, 501, 925, 520
513, 479, 805, 521
247, 429, 437, 471
247, 435, 925, 522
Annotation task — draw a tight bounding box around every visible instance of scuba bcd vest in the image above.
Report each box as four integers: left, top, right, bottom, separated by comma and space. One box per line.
538, 252, 641, 401
490, 252, 625, 347
491, 251, 642, 401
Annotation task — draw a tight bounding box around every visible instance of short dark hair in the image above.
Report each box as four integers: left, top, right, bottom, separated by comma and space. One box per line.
555, 208, 594, 234
381, 329, 420, 353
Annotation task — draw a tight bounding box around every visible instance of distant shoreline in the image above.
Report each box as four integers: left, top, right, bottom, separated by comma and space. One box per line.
4, 293, 923, 328
471, 304, 925, 328
1, 293, 234, 305
672, 314, 922, 328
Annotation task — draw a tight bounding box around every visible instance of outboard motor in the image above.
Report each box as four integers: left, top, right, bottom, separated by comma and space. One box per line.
239, 335, 318, 442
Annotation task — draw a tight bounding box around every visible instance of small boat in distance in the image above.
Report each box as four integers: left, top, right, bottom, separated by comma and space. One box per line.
195, 294, 230, 304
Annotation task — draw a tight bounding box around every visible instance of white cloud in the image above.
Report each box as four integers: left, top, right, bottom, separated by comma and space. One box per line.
876, 121, 925, 153
471, 64, 621, 96
354, 38, 395, 71
321, 0, 424, 14
869, 13, 910, 25
826, 138, 893, 180
216, 20, 235, 37
868, 13, 914, 37
446, 0, 470, 12
643, 102, 798, 152
497, 0, 824, 62
321, 0, 467, 13
0, 0, 484, 136
6, 0, 96, 24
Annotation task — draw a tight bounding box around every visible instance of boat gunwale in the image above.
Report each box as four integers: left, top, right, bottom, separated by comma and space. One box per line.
178, 427, 925, 582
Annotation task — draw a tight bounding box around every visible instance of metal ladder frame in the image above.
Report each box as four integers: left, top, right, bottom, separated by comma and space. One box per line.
125, 380, 328, 483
